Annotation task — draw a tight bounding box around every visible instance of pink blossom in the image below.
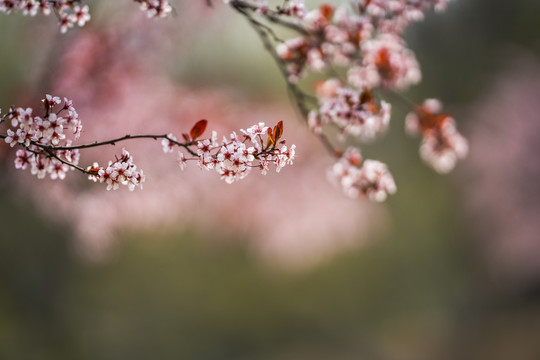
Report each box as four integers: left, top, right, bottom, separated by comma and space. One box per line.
315, 81, 392, 141
350, 33, 421, 90
405, 99, 468, 173
14, 149, 32, 169
328, 147, 396, 201
161, 133, 177, 153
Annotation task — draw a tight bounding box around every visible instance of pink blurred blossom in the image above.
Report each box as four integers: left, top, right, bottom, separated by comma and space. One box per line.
464, 55, 540, 289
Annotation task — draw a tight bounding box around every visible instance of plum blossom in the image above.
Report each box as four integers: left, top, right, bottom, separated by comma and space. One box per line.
0, 0, 173, 32
161, 133, 177, 153
3, 95, 84, 180
327, 147, 396, 201
72, 4, 90, 27
136, 0, 172, 18
277, 0, 305, 18
311, 80, 391, 141
14, 149, 32, 169
2, 96, 298, 189
406, 99, 468, 173
169, 121, 295, 184
87, 149, 145, 191
359, 0, 452, 33
0, 0, 90, 32
349, 33, 421, 90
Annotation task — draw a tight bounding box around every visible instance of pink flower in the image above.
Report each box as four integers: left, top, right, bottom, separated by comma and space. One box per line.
406, 99, 468, 173
14, 149, 33, 169
161, 133, 177, 153
327, 147, 396, 202
316, 84, 392, 141
72, 5, 90, 27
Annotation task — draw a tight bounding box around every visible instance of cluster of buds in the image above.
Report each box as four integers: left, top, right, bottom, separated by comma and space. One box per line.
327, 147, 397, 202
164, 120, 296, 184
3, 95, 82, 180
0, 0, 90, 33
87, 149, 145, 191
405, 99, 468, 173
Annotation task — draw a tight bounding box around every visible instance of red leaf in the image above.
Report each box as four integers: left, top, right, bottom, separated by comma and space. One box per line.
319, 4, 334, 20
190, 119, 208, 140
266, 128, 274, 148
273, 121, 283, 143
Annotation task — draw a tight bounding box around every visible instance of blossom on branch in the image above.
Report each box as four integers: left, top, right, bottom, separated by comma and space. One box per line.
310, 79, 391, 141
327, 147, 396, 202
405, 99, 468, 173
0, 0, 91, 32
135, 0, 172, 18
0, 0, 172, 32
349, 33, 421, 90
1, 96, 297, 190
358, 0, 451, 33
2, 95, 82, 180
87, 149, 145, 191
172, 120, 296, 184
226, 0, 466, 201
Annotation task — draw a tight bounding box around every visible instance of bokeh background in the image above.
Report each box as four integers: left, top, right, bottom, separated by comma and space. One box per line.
1, 0, 540, 359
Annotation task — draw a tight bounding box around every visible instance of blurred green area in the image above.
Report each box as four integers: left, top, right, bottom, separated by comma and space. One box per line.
1, 0, 540, 359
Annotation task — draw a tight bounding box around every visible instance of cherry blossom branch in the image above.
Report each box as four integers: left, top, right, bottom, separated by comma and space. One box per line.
232, 2, 338, 156
0, 0, 172, 33
38, 134, 199, 155
0, 0, 468, 202
1, 95, 296, 190
224, 0, 468, 201
229, 0, 309, 35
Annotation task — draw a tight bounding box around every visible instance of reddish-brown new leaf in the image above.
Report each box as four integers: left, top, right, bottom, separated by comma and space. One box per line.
273, 121, 283, 143
266, 128, 274, 148
190, 119, 208, 140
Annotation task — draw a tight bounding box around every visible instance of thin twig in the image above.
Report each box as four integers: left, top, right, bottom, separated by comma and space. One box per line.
44, 147, 90, 174
230, 0, 309, 35
232, 3, 337, 156
37, 134, 197, 157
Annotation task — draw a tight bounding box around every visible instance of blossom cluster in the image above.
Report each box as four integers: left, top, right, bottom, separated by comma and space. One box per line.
269, 1, 428, 97
226, 0, 467, 201
135, 0, 172, 18
272, 2, 425, 87
2, 95, 82, 180
161, 120, 296, 184
87, 149, 145, 191
164, 121, 296, 184
327, 147, 396, 202
405, 99, 468, 173
0, 0, 90, 33
0, 0, 172, 32
1, 96, 297, 190
359, 0, 450, 33
309, 79, 391, 141
1, 95, 146, 191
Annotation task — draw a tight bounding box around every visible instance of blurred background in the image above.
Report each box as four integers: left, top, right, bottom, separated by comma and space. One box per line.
1, 0, 540, 359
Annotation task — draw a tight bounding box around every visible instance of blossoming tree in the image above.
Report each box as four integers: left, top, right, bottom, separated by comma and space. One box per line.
0, 0, 467, 202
